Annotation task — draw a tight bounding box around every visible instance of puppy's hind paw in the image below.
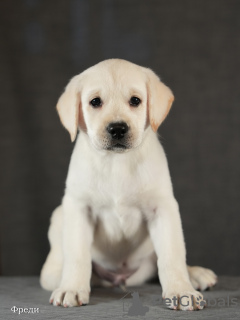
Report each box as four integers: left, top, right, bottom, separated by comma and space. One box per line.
188, 266, 217, 291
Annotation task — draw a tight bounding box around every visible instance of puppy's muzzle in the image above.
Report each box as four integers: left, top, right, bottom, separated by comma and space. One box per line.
107, 122, 129, 140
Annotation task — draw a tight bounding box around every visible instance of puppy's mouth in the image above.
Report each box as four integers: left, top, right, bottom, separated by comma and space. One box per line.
107, 143, 128, 152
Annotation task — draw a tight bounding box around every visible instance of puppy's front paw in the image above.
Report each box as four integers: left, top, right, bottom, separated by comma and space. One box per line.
49, 288, 90, 307
163, 284, 206, 311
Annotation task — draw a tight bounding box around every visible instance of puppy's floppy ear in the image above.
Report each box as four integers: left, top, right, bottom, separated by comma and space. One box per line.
145, 68, 174, 132
56, 75, 82, 142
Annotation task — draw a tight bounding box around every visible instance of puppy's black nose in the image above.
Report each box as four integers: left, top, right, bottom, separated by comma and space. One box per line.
107, 122, 129, 140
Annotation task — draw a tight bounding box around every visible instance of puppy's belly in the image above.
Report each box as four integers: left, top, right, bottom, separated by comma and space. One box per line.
92, 261, 138, 286
91, 204, 152, 280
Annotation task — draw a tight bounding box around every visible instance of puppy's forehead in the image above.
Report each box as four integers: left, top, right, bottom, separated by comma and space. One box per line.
81, 61, 147, 98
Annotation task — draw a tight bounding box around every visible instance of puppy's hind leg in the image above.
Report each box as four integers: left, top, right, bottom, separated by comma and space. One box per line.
188, 265, 218, 291
40, 206, 63, 291
126, 253, 158, 287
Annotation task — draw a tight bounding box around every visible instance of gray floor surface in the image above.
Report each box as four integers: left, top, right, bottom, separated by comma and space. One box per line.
0, 276, 240, 320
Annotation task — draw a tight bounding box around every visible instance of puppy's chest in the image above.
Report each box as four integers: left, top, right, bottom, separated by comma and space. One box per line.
86, 163, 148, 239
92, 200, 144, 241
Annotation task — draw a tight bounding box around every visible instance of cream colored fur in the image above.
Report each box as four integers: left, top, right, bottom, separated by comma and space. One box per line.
40, 59, 217, 310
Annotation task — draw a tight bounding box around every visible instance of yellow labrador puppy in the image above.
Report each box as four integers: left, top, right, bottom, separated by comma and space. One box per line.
40, 59, 217, 310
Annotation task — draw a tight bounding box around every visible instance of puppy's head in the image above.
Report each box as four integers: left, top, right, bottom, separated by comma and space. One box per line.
57, 59, 174, 152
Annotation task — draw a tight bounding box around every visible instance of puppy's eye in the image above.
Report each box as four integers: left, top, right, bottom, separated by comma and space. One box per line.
129, 96, 141, 107
90, 97, 102, 108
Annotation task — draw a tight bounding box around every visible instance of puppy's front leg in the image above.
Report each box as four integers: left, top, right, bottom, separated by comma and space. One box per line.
50, 195, 93, 307
148, 197, 205, 311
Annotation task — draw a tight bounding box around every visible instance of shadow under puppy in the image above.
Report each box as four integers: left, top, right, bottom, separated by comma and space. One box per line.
40, 59, 217, 311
